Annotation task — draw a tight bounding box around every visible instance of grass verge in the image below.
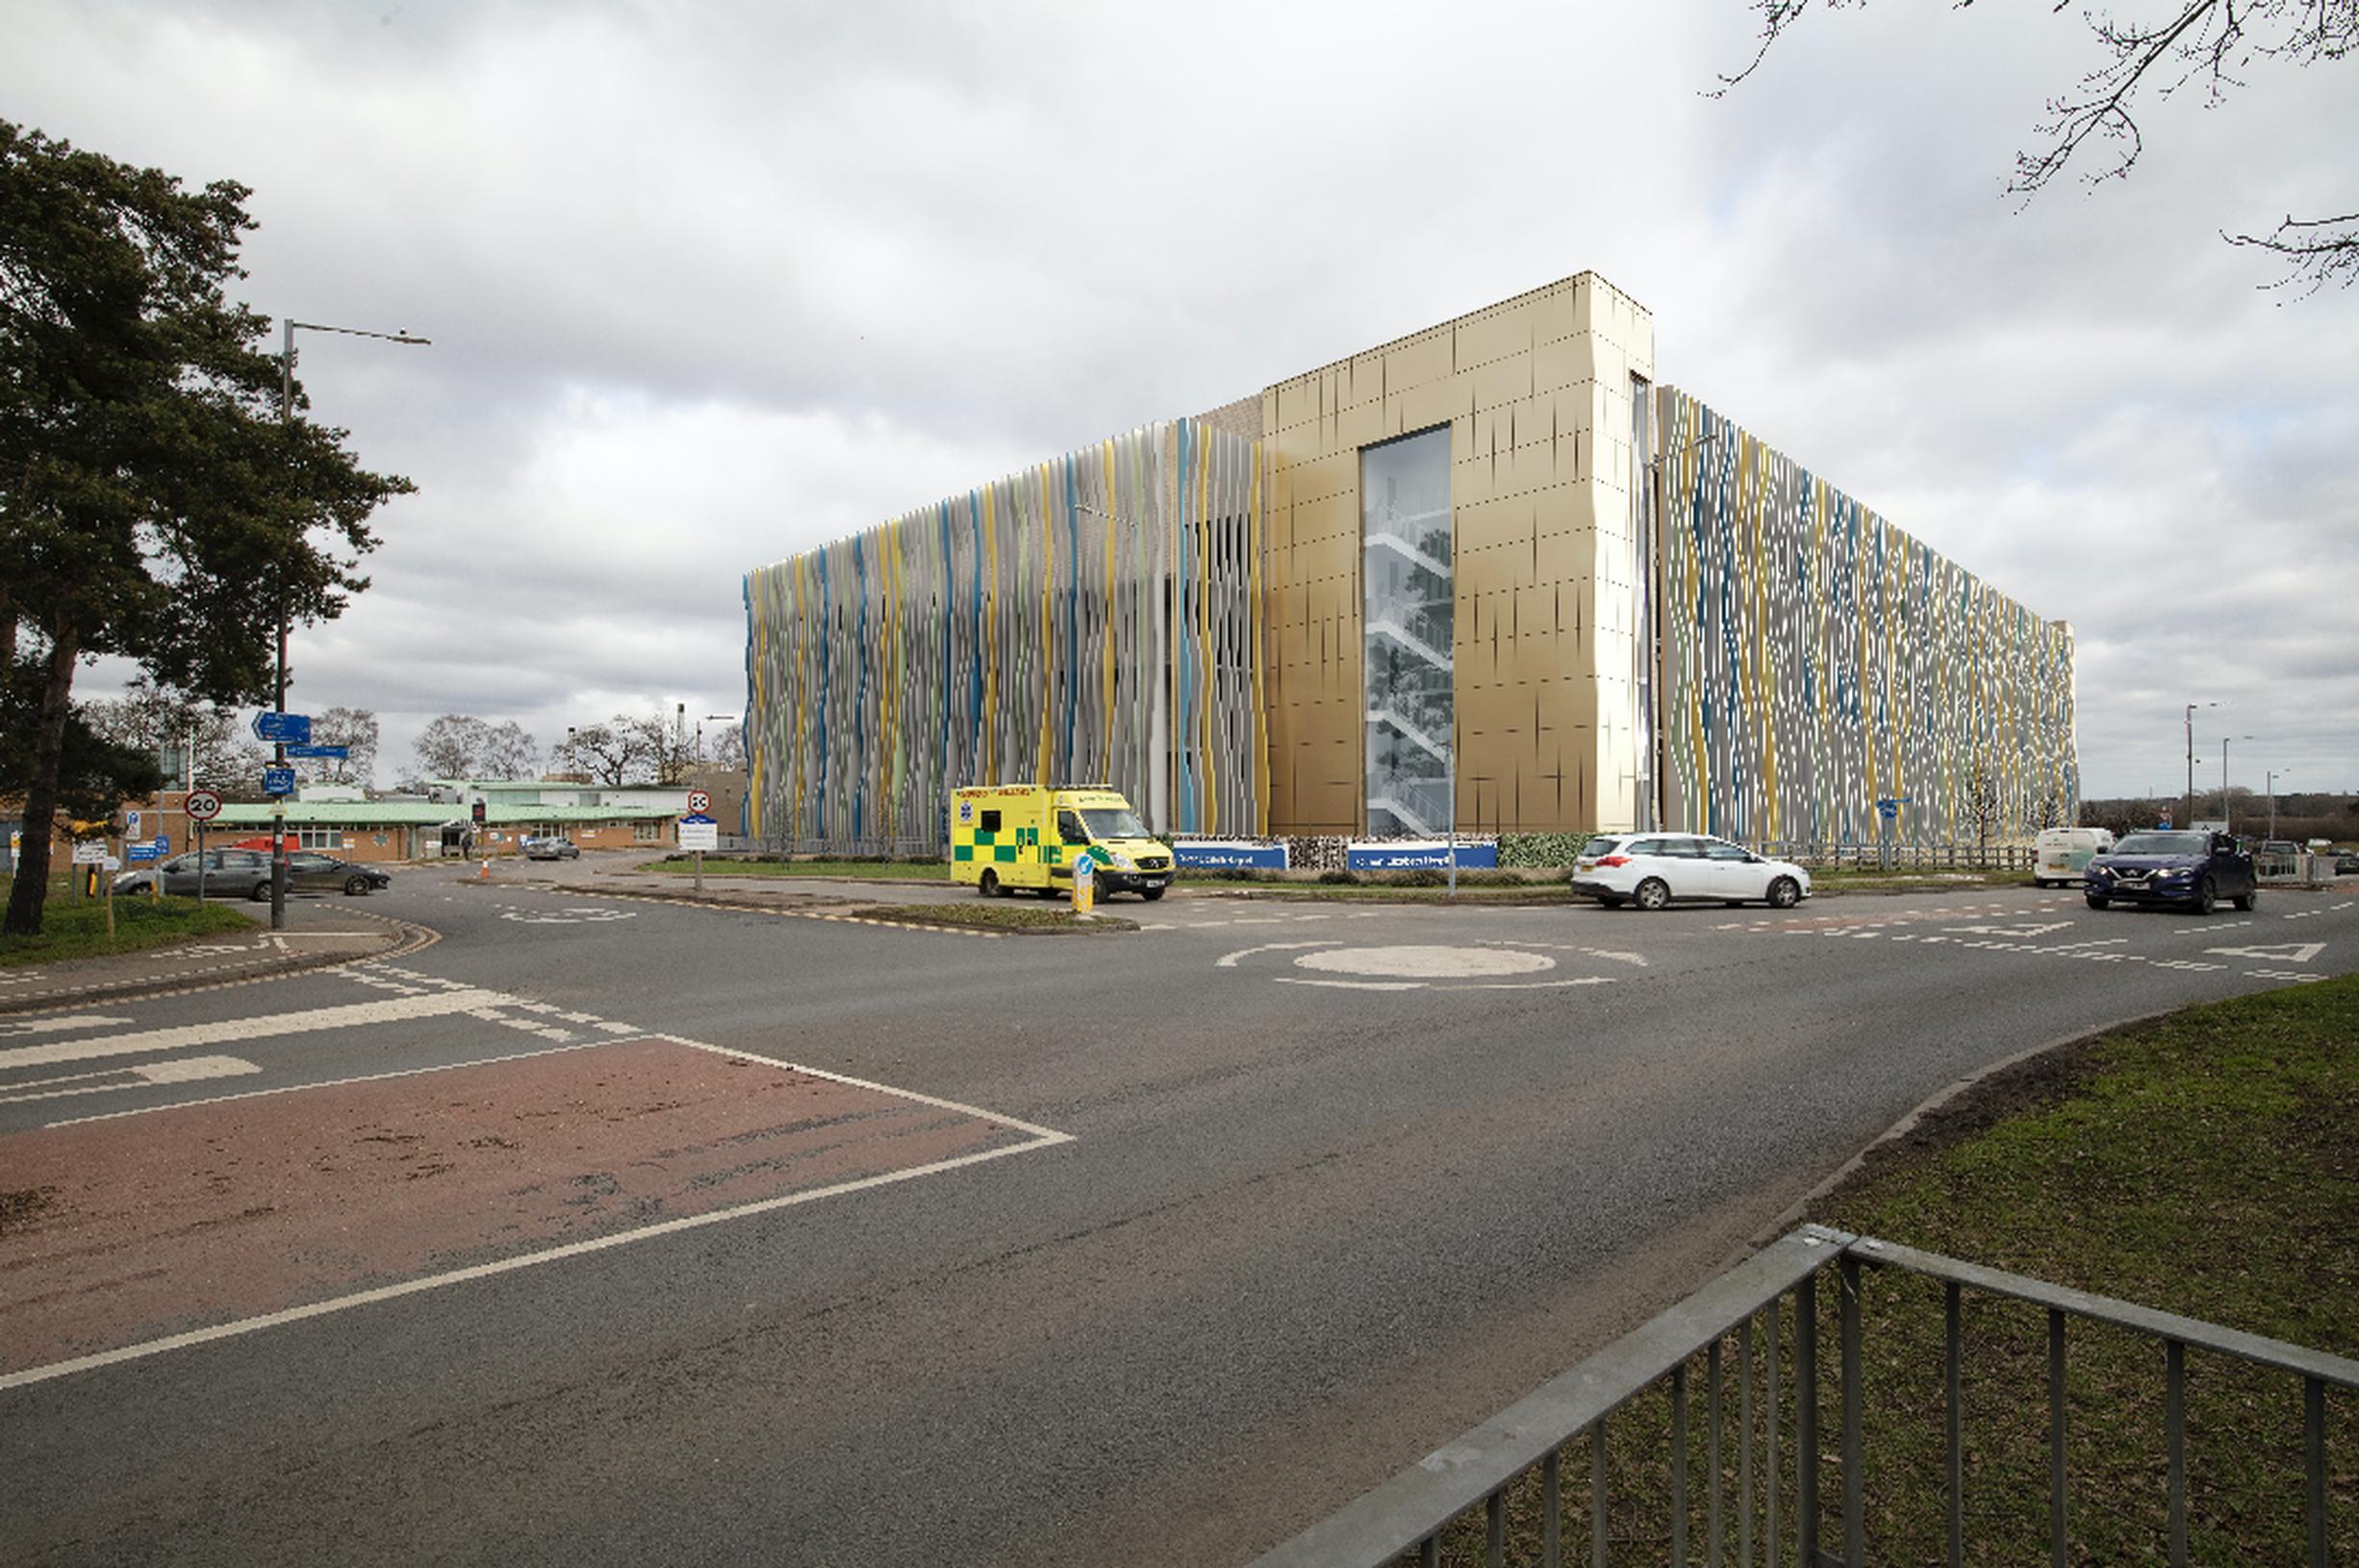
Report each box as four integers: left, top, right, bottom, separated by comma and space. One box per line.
637, 856, 948, 880
0, 877, 255, 967
1407, 974, 2357, 1566
1809, 867, 2037, 895
849, 900, 1135, 933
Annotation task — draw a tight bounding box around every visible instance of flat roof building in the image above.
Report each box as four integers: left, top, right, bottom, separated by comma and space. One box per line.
744, 273, 2075, 855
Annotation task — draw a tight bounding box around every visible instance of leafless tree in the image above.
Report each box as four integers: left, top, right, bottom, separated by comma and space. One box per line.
304, 706, 379, 788
408, 714, 539, 783
553, 720, 651, 787
1720, 1, 2358, 293
81, 677, 269, 793
1961, 758, 2006, 859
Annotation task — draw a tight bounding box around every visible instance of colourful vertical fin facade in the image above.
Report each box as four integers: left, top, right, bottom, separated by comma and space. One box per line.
1653, 387, 2078, 846
744, 419, 1263, 853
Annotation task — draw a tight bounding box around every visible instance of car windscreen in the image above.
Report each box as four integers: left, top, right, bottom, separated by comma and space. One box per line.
2113, 832, 2208, 856
1079, 808, 1148, 840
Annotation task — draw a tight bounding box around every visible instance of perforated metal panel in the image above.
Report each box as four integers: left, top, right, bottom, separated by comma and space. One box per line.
1653, 388, 2078, 847
743, 419, 1264, 854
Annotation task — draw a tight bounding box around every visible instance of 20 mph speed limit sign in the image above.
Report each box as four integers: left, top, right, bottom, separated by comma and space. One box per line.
184, 789, 223, 822
686, 789, 712, 815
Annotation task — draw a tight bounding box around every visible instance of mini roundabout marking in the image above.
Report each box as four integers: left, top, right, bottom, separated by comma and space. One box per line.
1218, 940, 1618, 992
497, 905, 641, 925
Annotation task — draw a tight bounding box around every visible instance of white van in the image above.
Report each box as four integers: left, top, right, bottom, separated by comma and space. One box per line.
2034, 826, 2116, 887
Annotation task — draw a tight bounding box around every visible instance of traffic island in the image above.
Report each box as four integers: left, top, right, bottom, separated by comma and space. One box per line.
849, 901, 1137, 934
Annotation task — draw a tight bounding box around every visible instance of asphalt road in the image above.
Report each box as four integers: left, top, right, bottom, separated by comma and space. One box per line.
4, 861, 2352, 1566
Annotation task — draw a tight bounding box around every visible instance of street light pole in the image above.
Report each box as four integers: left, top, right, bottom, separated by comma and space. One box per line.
2220, 735, 2251, 836
2181, 701, 2215, 831
2267, 768, 2288, 841
271, 318, 431, 930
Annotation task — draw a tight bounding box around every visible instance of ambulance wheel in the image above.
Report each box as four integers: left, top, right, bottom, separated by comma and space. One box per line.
1139, 886, 1166, 902
978, 870, 1002, 898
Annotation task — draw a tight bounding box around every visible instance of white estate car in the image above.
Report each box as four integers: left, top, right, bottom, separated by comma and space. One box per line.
1571, 832, 1813, 911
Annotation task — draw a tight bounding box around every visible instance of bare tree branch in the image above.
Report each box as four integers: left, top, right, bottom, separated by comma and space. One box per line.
1717, 0, 2357, 291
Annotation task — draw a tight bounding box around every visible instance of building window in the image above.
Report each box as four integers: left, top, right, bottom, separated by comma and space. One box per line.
298, 826, 341, 849
1362, 426, 1453, 836
634, 820, 661, 844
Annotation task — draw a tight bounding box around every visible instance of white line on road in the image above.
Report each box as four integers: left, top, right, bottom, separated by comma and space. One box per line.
0, 1015, 134, 1039
1215, 940, 1344, 969
0, 989, 517, 1072
0, 1054, 261, 1105
4, 1032, 1073, 1392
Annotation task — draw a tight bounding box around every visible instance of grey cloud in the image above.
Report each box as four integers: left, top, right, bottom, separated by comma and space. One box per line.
11, 0, 2353, 797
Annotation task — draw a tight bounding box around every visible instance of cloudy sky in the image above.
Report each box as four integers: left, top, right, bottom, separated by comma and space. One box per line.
13, 0, 2355, 801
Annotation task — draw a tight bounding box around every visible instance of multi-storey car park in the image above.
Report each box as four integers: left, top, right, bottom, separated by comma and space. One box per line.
742, 272, 2078, 858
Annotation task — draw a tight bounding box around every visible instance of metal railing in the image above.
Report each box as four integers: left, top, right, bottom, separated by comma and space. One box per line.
1250, 1226, 2358, 1568
1757, 843, 2036, 873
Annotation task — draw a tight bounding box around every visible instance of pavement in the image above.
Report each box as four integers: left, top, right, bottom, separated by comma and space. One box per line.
4, 855, 2354, 1566
0, 894, 423, 1015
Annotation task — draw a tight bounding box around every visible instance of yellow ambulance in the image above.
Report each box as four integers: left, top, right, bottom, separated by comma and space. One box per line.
949, 785, 1173, 901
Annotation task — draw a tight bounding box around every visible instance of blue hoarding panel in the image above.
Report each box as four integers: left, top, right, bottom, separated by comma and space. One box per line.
1345, 841, 1499, 871
1171, 840, 1288, 871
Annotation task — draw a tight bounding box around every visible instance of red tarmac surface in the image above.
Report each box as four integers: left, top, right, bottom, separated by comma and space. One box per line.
0, 1037, 1027, 1377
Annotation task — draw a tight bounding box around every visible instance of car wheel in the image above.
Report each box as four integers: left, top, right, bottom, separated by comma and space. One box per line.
978, 870, 1002, 898
1766, 876, 1802, 909
1633, 877, 1671, 912
1139, 886, 1166, 901
2086, 895, 2109, 910
344, 875, 369, 896
2232, 888, 2256, 912
248, 880, 271, 902
2192, 876, 2217, 915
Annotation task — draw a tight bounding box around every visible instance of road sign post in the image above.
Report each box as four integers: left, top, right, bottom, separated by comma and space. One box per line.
1875, 797, 1911, 872
186, 789, 221, 901
679, 809, 719, 895
251, 713, 310, 932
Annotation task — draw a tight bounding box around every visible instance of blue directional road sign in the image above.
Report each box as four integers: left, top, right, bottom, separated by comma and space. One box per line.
127, 835, 170, 864
285, 744, 349, 760
263, 767, 297, 797
1875, 795, 1912, 821
251, 711, 313, 745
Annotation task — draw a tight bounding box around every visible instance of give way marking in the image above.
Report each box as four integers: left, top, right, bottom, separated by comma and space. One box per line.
2204, 941, 2325, 964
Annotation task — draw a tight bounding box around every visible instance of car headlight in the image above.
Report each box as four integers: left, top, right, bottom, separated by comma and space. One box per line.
1107, 851, 1133, 871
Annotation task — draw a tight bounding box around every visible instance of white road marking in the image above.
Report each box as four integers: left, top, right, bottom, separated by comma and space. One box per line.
4, 1031, 1071, 1392
497, 906, 639, 924
0, 1055, 261, 1105
0, 989, 517, 1072
0, 1015, 134, 1039
1295, 946, 1555, 979
1273, 978, 1423, 991
2205, 942, 2324, 964
1216, 940, 1344, 969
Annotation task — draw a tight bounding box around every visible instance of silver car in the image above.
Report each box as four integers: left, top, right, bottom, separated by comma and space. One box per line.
115, 848, 274, 899
521, 835, 580, 860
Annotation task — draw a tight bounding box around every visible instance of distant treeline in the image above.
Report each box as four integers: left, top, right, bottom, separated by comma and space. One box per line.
2080, 790, 2357, 843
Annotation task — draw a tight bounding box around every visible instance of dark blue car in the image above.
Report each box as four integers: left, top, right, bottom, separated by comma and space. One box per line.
2083, 830, 2257, 915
